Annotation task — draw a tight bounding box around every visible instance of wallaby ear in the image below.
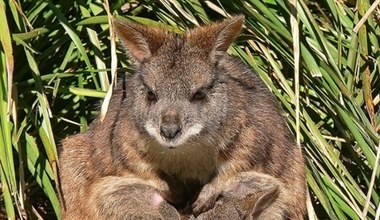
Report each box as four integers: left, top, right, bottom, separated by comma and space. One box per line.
250, 186, 279, 219
212, 15, 244, 52
114, 19, 169, 63
186, 15, 244, 58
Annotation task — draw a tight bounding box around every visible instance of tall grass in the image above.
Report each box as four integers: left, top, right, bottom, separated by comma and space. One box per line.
0, 0, 379, 219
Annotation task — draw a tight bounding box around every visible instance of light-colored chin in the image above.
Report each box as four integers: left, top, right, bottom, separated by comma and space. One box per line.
144, 122, 204, 148
143, 121, 217, 182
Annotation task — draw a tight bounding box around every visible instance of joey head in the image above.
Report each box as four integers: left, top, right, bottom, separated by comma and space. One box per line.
194, 172, 282, 220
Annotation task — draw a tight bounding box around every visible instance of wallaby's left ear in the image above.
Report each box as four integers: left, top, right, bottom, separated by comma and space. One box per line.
212, 15, 244, 53
186, 15, 244, 57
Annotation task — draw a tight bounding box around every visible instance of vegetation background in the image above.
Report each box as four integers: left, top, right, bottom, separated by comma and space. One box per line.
0, 0, 379, 219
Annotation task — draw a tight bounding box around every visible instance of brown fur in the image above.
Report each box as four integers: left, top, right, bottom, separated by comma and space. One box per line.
193, 172, 281, 220
59, 15, 306, 219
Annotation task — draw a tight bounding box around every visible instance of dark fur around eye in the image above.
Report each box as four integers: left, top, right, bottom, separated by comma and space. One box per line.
146, 90, 157, 101
191, 90, 207, 102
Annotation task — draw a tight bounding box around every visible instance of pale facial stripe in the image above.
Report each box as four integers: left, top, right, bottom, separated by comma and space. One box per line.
144, 121, 203, 147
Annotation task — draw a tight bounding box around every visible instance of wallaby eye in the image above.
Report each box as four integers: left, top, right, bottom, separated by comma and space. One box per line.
146, 90, 157, 102
191, 90, 206, 101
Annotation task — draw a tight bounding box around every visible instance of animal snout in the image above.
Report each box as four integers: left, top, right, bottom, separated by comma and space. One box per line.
160, 110, 181, 140
160, 124, 181, 139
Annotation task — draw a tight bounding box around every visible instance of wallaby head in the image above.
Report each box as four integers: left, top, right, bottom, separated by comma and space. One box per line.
114, 16, 244, 149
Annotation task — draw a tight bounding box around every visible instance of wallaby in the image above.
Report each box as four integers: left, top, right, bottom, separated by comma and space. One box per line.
59, 15, 306, 219
193, 172, 282, 220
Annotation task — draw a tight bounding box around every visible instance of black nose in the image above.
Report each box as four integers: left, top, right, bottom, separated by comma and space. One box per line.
160, 125, 181, 140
